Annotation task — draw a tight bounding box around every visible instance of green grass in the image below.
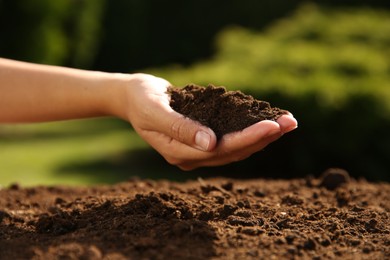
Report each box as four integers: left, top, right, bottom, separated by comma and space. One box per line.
0, 118, 150, 187
148, 5, 390, 112
0, 118, 212, 187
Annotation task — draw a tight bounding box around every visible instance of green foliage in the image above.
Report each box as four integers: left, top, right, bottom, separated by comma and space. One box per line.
153, 5, 390, 110
0, 0, 105, 68
94, 0, 390, 71
65, 0, 106, 68
151, 5, 390, 181
2, 1, 389, 71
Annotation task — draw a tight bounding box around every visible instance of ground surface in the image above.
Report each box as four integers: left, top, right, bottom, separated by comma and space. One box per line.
0, 170, 389, 259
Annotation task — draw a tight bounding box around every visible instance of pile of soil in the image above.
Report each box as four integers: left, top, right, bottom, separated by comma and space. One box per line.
1, 170, 389, 259
168, 85, 288, 139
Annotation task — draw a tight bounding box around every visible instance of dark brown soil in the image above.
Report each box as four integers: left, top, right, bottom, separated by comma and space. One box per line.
1, 170, 389, 259
168, 85, 288, 139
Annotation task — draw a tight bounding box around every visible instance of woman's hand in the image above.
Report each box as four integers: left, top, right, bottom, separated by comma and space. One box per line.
0, 58, 297, 170
122, 73, 298, 170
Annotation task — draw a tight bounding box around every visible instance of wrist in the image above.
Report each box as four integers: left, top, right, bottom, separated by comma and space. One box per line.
101, 72, 171, 125
96, 72, 132, 121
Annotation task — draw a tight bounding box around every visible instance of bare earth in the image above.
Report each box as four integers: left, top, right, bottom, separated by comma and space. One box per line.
0, 170, 389, 259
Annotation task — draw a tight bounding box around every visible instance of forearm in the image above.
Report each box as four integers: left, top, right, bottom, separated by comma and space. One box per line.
0, 58, 128, 123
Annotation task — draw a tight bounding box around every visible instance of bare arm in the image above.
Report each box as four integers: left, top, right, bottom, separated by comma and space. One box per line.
0, 58, 298, 170
0, 58, 126, 122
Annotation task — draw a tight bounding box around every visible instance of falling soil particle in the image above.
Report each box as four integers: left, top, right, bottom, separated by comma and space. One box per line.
0, 170, 389, 259
168, 84, 288, 139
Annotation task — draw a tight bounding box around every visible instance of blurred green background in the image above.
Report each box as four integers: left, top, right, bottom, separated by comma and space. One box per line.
0, 0, 389, 186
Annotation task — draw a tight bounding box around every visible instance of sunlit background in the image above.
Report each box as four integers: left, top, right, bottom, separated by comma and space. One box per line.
0, 0, 389, 186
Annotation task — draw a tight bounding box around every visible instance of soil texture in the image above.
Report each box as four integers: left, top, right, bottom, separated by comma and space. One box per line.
168, 85, 288, 139
0, 170, 389, 259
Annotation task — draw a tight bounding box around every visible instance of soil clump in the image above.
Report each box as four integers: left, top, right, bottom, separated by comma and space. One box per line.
1, 170, 389, 259
168, 84, 288, 139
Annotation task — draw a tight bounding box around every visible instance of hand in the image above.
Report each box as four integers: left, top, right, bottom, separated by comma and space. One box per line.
0, 58, 297, 169
123, 73, 298, 170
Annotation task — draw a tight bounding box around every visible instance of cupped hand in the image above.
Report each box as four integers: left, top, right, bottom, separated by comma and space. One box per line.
124, 73, 298, 170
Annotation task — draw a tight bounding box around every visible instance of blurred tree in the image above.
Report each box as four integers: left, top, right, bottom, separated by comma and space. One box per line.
0, 0, 70, 65
0, 0, 104, 68
93, 0, 390, 72
1, 0, 389, 71
93, 0, 302, 72
64, 0, 106, 68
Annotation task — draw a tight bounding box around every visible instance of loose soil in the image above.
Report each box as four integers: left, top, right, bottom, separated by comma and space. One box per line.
1, 170, 389, 259
168, 85, 288, 139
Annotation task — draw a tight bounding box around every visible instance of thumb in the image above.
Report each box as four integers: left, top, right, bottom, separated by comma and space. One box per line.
166, 111, 217, 152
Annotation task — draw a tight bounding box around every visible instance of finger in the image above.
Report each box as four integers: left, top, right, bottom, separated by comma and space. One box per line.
129, 79, 217, 152
220, 120, 282, 152
182, 125, 283, 169
146, 102, 218, 152
178, 132, 282, 170
138, 127, 214, 166
142, 119, 284, 170
179, 120, 281, 164
277, 114, 298, 134
177, 121, 283, 169
169, 112, 217, 152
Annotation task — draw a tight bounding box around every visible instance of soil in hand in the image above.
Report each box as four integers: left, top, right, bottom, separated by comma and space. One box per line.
168, 84, 288, 139
0, 170, 389, 259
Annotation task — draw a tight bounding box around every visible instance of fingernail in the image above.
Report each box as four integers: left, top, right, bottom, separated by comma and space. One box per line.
195, 131, 211, 151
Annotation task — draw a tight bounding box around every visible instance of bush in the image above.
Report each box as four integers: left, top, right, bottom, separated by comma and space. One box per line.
0, 0, 104, 68
150, 5, 390, 181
